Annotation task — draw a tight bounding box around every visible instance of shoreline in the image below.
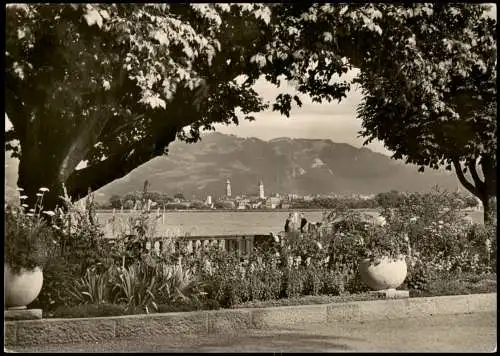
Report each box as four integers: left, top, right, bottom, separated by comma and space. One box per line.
96, 208, 382, 214
96, 208, 482, 214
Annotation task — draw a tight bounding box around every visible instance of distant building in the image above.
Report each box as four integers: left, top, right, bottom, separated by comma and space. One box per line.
251, 201, 263, 209
226, 178, 232, 198
221, 200, 236, 209
265, 196, 281, 209
206, 195, 212, 205
259, 180, 265, 199
236, 198, 250, 210
287, 193, 299, 201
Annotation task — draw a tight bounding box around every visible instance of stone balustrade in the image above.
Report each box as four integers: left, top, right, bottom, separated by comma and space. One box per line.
107, 234, 274, 257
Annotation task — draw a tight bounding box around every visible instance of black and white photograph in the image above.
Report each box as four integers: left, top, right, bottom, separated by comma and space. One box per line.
4, 3, 497, 352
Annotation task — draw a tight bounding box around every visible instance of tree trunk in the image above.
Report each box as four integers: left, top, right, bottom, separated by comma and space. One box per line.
17, 146, 67, 212
482, 197, 490, 226
482, 196, 497, 227
452, 156, 496, 227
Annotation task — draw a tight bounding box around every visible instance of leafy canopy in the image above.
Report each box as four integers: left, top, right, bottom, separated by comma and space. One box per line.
5, 3, 496, 210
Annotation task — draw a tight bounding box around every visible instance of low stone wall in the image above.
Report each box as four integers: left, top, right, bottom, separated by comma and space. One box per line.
4, 293, 496, 346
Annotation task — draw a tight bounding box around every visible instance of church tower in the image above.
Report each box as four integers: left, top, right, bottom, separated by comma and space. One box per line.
226, 178, 232, 198
259, 179, 265, 199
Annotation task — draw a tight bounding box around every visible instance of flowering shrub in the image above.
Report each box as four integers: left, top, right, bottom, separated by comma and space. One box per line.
385, 189, 497, 292
33, 187, 116, 311
54, 187, 113, 275
380, 188, 470, 259
318, 207, 408, 264
241, 254, 282, 301
5, 187, 56, 274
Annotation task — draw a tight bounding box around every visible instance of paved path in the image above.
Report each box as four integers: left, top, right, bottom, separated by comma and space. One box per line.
8, 312, 496, 353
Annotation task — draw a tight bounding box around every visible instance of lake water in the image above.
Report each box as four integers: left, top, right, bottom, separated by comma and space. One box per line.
96, 209, 484, 238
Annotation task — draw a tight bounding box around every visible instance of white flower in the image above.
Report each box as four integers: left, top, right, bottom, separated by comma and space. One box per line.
409, 216, 418, 223
21, 204, 28, 208
39, 187, 49, 192
36, 193, 43, 197
19, 195, 28, 200
16, 187, 24, 192
102, 79, 111, 91
43, 211, 56, 217
273, 235, 279, 243
29, 208, 35, 213
375, 216, 387, 226
316, 241, 323, 250
438, 220, 444, 225
27, 213, 34, 217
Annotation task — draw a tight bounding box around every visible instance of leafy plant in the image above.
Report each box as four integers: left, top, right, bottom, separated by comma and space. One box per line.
31, 255, 81, 311
318, 206, 407, 264
242, 254, 282, 301
105, 180, 164, 269
112, 262, 158, 314
68, 267, 112, 305
156, 262, 206, 305
281, 267, 305, 298
4, 187, 56, 274
405, 257, 433, 291
320, 269, 346, 296
359, 225, 408, 262
302, 265, 322, 296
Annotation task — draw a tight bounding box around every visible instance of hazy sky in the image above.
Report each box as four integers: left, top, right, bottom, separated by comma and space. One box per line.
212, 68, 395, 155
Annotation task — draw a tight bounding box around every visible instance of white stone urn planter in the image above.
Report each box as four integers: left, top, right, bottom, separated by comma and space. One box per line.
4, 264, 43, 309
358, 256, 407, 291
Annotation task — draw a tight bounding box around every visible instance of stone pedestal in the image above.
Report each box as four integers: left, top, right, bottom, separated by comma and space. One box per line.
4, 308, 42, 321
369, 288, 410, 299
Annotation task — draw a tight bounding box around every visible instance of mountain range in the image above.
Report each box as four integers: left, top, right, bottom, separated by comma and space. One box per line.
5, 132, 461, 203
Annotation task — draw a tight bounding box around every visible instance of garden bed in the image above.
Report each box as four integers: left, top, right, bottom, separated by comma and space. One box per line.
408, 272, 497, 298
14, 190, 496, 321
42, 272, 496, 319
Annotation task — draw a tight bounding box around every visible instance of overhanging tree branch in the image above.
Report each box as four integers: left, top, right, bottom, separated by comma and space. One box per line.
467, 158, 484, 190
66, 86, 203, 199
65, 126, 179, 199
58, 109, 111, 183
452, 158, 479, 197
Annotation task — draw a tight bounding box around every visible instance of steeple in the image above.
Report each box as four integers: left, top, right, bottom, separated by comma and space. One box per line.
226, 178, 232, 198
259, 179, 265, 199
